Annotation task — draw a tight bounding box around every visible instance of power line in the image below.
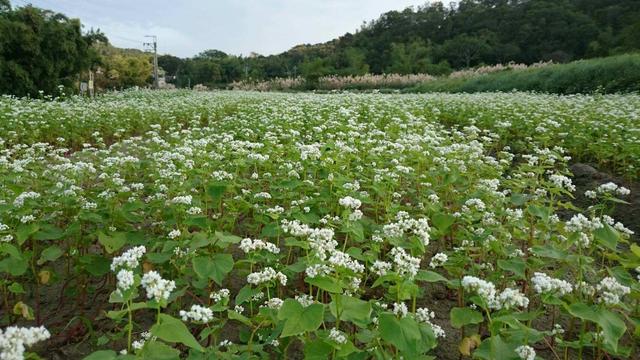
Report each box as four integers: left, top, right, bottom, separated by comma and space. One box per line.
109, 34, 144, 45
144, 35, 159, 89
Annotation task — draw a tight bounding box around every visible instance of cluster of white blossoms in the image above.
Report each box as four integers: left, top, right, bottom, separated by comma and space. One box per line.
392, 302, 408, 318
390, 247, 421, 279
564, 214, 602, 233
549, 174, 576, 192
19, 215, 35, 224
515, 345, 536, 360
186, 206, 202, 215
254, 192, 272, 199
305, 263, 332, 278
328, 251, 365, 273
415, 308, 446, 338
180, 304, 214, 323
328, 328, 347, 344
596, 277, 630, 305
281, 219, 338, 260
462, 198, 486, 212
383, 211, 431, 246
167, 229, 181, 239
247, 267, 287, 286
462, 276, 529, 310
13, 191, 40, 208
370, 260, 392, 276
295, 294, 315, 307
495, 287, 529, 309
169, 195, 192, 205
210, 288, 230, 303
131, 331, 155, 351
262, 297, 284, 310
110, 246, 146, 271
429, 253, 448, 268
338, 196, 363, 221
597, 182, 631, 196
141, 271, 176, 302
339, 196, 361, 210
531, 272, 573, 296
239, 238, 280, 254
116, 269, 135, 293
298, 143, 322, 160
0, 326, 50, 360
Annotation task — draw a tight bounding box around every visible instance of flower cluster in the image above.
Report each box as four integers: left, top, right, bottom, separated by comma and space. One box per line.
180, 304, 214, 323
0, 326, 50, 360
111, 246, 146, 271
531, 272, 573, 296
596, 277, 630, 305
239, 238, 280, 254
141, 270, 176, 302
247, 267, 287, 286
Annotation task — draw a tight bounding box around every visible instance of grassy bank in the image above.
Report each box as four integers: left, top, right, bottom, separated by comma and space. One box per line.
408, 53, 640, 94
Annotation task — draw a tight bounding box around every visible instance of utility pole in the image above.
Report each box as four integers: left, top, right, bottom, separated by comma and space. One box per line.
144, 35, 159, 89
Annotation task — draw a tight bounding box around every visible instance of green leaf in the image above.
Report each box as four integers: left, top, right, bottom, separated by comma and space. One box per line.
82, 350, 118, 360
450, 307, 484, 328
141, 341, 180, 360
306, 276, 342, 293
16, 223, 39, 245
207, 183, 227, 203
593, 224, 619, 251
151, 314, 204, 352
378, 313, 434, 357
80, 254, 111, 276
415, 270, 448, 283
473, 335, 518, 360
228, 309, 252, 326
432, 213, 455, 231
567, 303, 626, 352
235, 285, 261, 305
34, 224, 65, 240
277, 299, 324, 337
527, 205, 549, 221
38, 245, 63, 265
0, 256, 29, 276
497, 258, 526, 279
630, 243, 640, 258
530, 245, 567, 259
510, 194, 526, 206
8, 282, 25, 294
329, 294, 371, 328
192, 254, 233, 285
304, 338, 333, 360
97, 232, 126, 254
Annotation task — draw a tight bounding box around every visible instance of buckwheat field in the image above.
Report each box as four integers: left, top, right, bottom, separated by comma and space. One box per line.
1, 90, 639, 360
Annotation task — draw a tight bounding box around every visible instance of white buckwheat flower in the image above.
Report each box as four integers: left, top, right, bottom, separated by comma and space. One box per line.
141, 271, 176, 302
328, 328, 347, 344
515, 345, 536, 360
111, 246, 146, 271
0, 326, 50, 360
596, 277, 630, 305
429, 253, 448, 268
180, 304, 214, 323
531, 272, 572, 296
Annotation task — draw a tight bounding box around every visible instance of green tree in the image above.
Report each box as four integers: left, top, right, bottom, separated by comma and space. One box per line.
440, 34, 492, 68
0, 5, 98, 96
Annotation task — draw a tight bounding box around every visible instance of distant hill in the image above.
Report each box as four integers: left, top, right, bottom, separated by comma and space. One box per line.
163, 0, 640, 87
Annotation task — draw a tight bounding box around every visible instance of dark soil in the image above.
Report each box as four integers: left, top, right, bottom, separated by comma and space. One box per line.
570, 163, 640, 243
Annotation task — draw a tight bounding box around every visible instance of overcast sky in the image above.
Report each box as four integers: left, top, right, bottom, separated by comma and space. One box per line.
12, 0, 430, 58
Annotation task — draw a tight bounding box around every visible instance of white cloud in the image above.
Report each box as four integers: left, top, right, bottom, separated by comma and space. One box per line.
16, 0, 431, 57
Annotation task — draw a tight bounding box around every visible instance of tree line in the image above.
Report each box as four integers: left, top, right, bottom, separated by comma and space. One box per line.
161, 0, 640, 88
1, 0, 639, 95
